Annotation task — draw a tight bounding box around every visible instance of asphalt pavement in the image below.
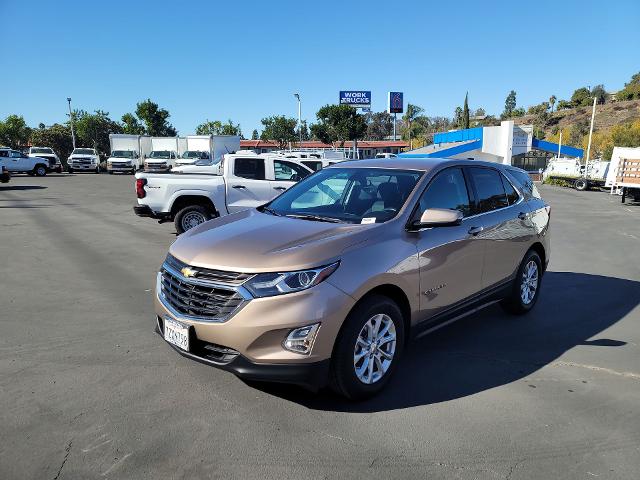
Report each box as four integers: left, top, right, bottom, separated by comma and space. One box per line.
1, 172, 639, 479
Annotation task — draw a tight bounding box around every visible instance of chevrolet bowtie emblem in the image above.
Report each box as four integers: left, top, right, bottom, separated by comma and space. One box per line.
181, 267, 197, 278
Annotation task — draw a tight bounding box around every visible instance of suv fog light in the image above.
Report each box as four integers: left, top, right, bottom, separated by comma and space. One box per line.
283, 323, 320, 355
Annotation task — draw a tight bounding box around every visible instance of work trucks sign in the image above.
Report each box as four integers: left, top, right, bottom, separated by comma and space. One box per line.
339, 91, 371, 108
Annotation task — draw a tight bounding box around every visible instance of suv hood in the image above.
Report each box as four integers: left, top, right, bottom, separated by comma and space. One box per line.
170, 209, 378, 272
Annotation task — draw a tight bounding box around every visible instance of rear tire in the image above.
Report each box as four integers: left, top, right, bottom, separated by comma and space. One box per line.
574, 179, 588, 191
329, 295, 404, 400
34, 165, 47, 177
174, 205, 213, 234
501, 250, 543, 315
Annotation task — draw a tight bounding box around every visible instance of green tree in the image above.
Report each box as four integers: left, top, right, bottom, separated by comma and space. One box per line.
453, 106, 463, 127
474, 107, 486, 117
260, 115, 298, 149
549, 95, 557, 112
219, 119, 241, 137
30, 124, 74, 167
616, 72, 640, 100
571, 87, 592, 107
401, 103, 425, 145
364, 111, 393, 140
502, 90, 517, 119
557, 99, 572, 110
462, 93, 470, 129
590, 84, 606, 105
196, 120, 223, 135
73, 110, 123, 155
135, 99, 177, 136
310, 104, 366, 147
121, 113, 145, 135
0, 114, 32, 148
251, 129, 259, 140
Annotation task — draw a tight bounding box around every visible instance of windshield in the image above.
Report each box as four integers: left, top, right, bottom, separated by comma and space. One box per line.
265, 167, 423, 224
31, 148, 52, 154
149, 151, 171, 159
73, 148, 95, 155
182, 151, 207, 159
111, 150, 134, 158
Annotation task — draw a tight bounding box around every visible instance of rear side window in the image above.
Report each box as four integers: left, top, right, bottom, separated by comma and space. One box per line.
507, 169, 541, 199
468, 167, 509, 213
501, 174, 520, 205
234, 158, 265, 180
415, 167, 472, 218
0, 150, 8, 157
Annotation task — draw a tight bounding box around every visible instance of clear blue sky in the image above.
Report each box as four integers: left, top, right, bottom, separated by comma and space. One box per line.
1, 0, 638, 135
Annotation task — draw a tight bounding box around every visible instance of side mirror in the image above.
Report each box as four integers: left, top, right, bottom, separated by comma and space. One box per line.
411, 208, 463, 229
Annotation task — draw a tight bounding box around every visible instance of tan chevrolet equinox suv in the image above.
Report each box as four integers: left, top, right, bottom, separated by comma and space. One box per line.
155, 158, 550, 399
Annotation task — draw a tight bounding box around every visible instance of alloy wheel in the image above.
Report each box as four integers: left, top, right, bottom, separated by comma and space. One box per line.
353, 313, 396, 384
520, 260, 539, 305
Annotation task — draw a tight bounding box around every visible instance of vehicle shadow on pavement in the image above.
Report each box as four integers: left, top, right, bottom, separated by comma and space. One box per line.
0, 185, 47, 191
254, 271, 640, 412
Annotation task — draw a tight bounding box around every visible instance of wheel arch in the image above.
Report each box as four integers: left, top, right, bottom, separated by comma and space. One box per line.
170, 195, 218, 218
529, 242, 547, 273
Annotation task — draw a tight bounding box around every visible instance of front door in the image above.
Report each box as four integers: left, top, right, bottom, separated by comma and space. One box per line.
9, 150, 27, 171
225, 157, 273, 213
269, 159, 311, 199
413, 167, 484, 320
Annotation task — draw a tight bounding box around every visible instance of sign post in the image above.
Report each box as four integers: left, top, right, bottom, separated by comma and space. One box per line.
339, 91, 371, 159
388, 92, 403, 141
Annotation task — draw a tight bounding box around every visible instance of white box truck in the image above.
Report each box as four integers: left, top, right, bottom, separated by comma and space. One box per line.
605, 146, 640, 203
145, 137, 179, 172
107, 134, 151, 174
172, 135, 241, 174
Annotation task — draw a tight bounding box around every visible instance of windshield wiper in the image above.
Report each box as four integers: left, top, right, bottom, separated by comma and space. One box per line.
261, 206, 282, 216
285, 213, 344, 223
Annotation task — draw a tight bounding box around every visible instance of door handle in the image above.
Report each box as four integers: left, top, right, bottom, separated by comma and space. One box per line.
468, 226, 484, 236
273, 186, 286, 191
518, 212, 528, 220
232, 185, 246, 189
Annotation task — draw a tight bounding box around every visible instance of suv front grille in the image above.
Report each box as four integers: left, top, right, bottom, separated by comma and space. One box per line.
165, 254, 253, 285
160, 260, 248, 321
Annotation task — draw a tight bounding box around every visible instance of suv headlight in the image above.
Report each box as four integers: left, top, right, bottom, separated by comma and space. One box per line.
244, 262, 339, 298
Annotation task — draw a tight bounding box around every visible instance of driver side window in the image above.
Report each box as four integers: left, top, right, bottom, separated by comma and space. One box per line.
274, 160, 309, 181
414, 167, 472, 220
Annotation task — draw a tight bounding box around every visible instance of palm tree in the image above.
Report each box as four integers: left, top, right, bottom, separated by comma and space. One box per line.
549, 95, 557, 113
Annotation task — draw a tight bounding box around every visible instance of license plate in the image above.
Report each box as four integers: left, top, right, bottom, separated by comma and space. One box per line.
164, 318, 190, 351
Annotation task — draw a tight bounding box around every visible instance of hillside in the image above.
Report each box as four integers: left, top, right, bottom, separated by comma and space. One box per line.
513, 99, 640, 134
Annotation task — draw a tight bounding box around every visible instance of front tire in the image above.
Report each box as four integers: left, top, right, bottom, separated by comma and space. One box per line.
174, 205, 213, 234
574, 179, 588, 191
329, 295, 404, 400
501, 250, 543, 315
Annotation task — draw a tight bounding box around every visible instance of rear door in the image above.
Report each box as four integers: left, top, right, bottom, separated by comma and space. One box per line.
269, 159, 312, 197
225, 157, 273, 213
466, 166, 536, 289
413, 167, 484, 319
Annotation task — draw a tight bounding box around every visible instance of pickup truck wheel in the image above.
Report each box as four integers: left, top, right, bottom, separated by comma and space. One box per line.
34, 165, 47, 177
175, 205, 212, 233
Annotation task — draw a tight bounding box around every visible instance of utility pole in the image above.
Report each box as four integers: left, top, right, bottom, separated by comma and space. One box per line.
557, 130, 562, 159
585, 96, 597, 178
293, 93, 301, 146
67, 97, 76, 149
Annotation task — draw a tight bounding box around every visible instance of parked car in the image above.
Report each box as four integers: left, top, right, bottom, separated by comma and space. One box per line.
154, 158, 550, 399
107, 150, 139, 174
134, 153, 313, 233
175, 150, 210, 167
28, 146, 63, 173
68, 148, 100, 173
0, 147, 49, 176
144, 150, 177, 172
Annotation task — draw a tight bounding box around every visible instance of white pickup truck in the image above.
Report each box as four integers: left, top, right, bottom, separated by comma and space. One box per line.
134, 153, 314, 233
0, 147, 50, 176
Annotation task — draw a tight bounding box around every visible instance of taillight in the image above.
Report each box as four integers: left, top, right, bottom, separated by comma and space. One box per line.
136, 178, 147, 198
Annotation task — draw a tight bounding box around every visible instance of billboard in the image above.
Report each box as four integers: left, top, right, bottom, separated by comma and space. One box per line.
512, 125, 533, 156
388, 92, 403, 114
339, 91, 371, 108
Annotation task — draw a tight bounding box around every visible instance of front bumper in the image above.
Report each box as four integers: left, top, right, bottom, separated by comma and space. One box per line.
108, 164, 134, 171
155, 271, 355, 387
69, 163, 96, 170
156, 317, 330, 389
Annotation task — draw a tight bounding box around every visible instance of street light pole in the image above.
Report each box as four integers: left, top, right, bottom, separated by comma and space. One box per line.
67, 97, 76, 149
294, 93, 301, 146
585, 96, 597, 179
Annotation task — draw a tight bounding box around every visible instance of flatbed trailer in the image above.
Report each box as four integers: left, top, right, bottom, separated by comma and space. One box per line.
546, 174, 606, 191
